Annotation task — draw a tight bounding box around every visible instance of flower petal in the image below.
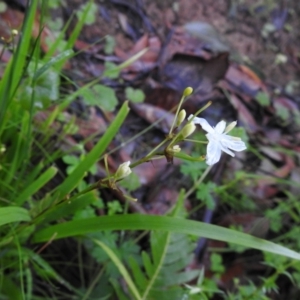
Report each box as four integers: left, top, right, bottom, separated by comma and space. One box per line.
219, 143, 235, 157
190, 116, 214, 134
206, 139, 222, 165
228, 140, 247, 152
214, 120, 226, 134
221, 137, 247, 152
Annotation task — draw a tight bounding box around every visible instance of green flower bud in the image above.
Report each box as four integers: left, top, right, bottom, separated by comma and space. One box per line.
176, 109, 186, 126
181, 122, 196, 138
183, 87, 193, 97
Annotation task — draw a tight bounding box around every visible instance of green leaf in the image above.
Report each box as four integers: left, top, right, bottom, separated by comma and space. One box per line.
15, 166, 58, 205
32, 214, 300, 261
103, 61, 120, 79
119, 172, 141, 192
76, 2, 97, 25
0, 0, 38, 129
93, 239, 142, 300
93, 84, 118, 111
0, 276, 23, 300
255, 91, 270, 107
196, 182, 217, 210
0, 207, 31, 227
104, 35, 116, 54
210, 253, 225, 274
107, 201, 123, 216
35, 191, 98, 224
22, 68, 60, 109
128, 257, 148, 290
62, 155, 80, 165
80, 88, 97, 105
34, 49, 74, 80
142, 251, 155, 278
125, 87, 145, 103
82, 85, 118, 112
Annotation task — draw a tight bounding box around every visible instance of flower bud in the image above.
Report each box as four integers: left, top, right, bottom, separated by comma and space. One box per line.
181, 122, 196, 138
176, 109, 186, 126
11, 29, 18, 36
170, 145, 181, 153
183, 87, 193, 97
115, 161, 132, 180
224, 121, 237, 133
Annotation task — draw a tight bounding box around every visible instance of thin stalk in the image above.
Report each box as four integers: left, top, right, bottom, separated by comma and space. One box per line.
185, 165, 212, 198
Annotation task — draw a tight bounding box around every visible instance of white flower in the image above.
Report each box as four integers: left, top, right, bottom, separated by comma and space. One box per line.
115, 161, 132, 180
189, 116, 247, 165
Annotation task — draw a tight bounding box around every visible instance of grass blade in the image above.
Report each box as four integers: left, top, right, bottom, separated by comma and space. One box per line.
33, 49, 74, 80
93, 239, 142, 300
55, 101, 129, 197
0, 207, 31, 226
15, 166, 58, 205
32, 214, 300, 261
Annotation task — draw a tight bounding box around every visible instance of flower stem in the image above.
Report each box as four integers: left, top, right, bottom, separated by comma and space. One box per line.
169, 93, 186, 135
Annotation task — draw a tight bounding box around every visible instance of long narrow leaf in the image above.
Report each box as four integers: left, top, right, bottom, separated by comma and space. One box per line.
15, 166, 58, 205
0, 0, 38, 127
93, 239, 142, 300
55, 101, 129, 197
0, 207, 31, 227
33, 49, 74, 80
32, 214, 300, 261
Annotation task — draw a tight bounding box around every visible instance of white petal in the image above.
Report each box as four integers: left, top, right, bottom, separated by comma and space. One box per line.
189, 116, 214, 134
219, 143, 235, 157
214, 120, 226, 134
228, 140, 247, 152
206, 140, 222, 165
220, 136, 246, 151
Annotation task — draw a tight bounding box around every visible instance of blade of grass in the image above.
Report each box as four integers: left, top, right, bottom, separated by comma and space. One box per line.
55, 0, 93, 71
55, 101, 129, 197
32, 214, 300, 261
4, 111, 30, 185
93, 239, 142, 300
15, 166, 58, 205
44, 12, 75, 60
34, 191, 98, 224
0, 276, 23, 300
0, 207, 31, 227
0, 0, 38, 130
33, 49, 74, 80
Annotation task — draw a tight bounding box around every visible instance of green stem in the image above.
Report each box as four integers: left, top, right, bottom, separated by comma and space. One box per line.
184, 139, 208, 144
169, 94, 185, 134
185, 165, 212, 198
129, 152, 165, 168
145, 139, 169, 158
189, 101, 212, 121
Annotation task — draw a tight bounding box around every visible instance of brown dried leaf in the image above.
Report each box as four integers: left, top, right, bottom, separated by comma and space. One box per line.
130, 102, 174, 133
227, 93, 259, 133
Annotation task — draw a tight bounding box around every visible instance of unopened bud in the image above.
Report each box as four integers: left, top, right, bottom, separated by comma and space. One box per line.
171, 145, 181, 153
115, 161, 132, 180
224, 121, 237, 133
11, 29, 18, 36
176, 109, 186, 126
181, 122, 196, 138
183, 87, 193, 97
